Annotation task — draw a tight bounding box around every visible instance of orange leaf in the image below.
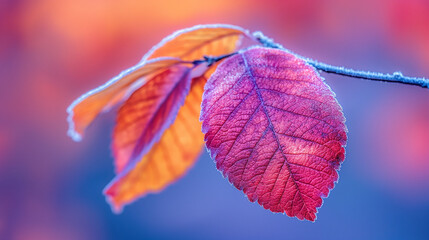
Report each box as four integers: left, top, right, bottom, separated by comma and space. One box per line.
104, 76, 206, 211
143, 24, 251, 61
113, 59, 223, 174
67, 24, 249, 141
112, 64, 194, 174
67, 58, 183, 141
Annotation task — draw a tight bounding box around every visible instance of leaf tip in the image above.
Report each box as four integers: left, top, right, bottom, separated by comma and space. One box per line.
66, 104, 83, 142
103, 183, 125, 214
67, 128, 82, 142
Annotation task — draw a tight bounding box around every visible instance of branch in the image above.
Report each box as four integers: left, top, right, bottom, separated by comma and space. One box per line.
304, 59, 429, 88
253, 31, 429, 89
193, 52, 237, 67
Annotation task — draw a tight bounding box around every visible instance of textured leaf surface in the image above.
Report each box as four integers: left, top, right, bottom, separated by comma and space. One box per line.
201, 47, 347, 221
67, 24, 248, 141
105, 76, 206, 211
112, 64, 193, 174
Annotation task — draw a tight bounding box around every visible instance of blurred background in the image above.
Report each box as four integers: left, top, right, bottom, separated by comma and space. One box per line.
1, 0, 429, 239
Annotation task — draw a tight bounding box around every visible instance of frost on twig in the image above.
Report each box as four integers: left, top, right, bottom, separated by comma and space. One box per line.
253, 31, 429, 89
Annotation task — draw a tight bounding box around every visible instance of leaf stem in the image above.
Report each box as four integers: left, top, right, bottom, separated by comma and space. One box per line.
253, 31, 429, 89
193, 52, 237, 67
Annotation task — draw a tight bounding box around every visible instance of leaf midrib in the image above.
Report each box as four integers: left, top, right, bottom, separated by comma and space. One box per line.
240, 52, 310, 214
127, 67, 191, 169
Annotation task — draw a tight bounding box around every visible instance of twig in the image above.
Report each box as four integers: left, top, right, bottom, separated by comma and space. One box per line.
193, 52, 237, 67
253, 31, 429, 89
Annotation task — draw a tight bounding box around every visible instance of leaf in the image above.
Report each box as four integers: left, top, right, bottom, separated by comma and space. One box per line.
67, 24, 249, 141
104, 76, 206, 211
142, 24, 250, 61
104, 62, 220, 210
67, 58, 183, 141
112, 64, 193, 174
200, 47, 347, 221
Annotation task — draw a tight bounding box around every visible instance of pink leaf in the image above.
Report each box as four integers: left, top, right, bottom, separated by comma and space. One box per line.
200, 47, 347, 221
